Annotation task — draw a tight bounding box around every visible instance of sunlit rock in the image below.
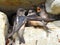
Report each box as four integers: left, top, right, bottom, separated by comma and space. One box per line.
14, 21, 60, 45
45, 0, 60, 14
23, 22, 60, 45
0, 11, 9, 45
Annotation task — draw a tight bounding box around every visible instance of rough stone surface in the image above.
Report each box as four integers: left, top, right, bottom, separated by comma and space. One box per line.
0, 11, 9, 45
52, 21, 60, 27
14, 21, 60, 45
45, 0, 60, 14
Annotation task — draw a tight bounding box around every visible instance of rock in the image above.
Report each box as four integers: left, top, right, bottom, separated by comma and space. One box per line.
52, 21, 60, 27
13, 21, 60, 45
45, 0, 60, 14
13, 27, 47, 45
24, 27, 47, 45
0, 11, 9, 45
47, 21, 60, 31
13, 37, 20, 45
46, 21, 60, 45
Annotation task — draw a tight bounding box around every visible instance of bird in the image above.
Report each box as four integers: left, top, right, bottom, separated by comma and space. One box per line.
36, 4, 55, 36
27, 7, 48, 28
27, 8, 43, 27
7, 8, 27, 44
27, 4, 54, 36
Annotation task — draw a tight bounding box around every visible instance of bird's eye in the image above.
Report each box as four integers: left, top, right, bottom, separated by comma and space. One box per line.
37, 7, 41, 12
37, 8, 40, 10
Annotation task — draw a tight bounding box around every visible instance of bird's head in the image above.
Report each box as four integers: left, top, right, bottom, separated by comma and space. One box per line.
17, 8, 26, 16
37, 3, 45, 13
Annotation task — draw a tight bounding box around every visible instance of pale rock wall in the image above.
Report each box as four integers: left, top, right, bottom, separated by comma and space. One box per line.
0, 12, 9, 45
14, 21, 60, 45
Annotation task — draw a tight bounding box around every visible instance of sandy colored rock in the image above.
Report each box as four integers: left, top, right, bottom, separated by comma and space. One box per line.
13, 20, 60, 45
52, 21, 60, 27
0, 11, 9, 45
45, 0, 60, 14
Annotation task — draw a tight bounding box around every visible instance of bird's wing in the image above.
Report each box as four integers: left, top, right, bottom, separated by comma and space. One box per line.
7, 16, 27, 38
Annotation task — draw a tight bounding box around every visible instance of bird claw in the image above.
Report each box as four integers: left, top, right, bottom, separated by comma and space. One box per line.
46, 30, 51, 37
19, 37, 25, 44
